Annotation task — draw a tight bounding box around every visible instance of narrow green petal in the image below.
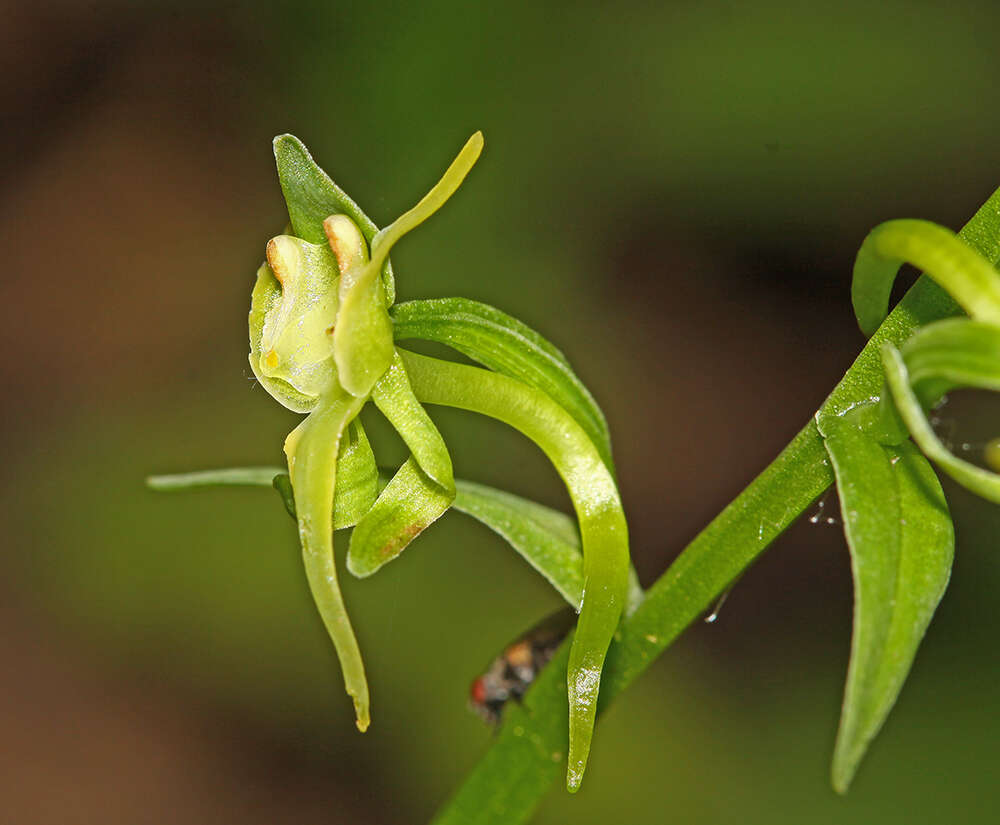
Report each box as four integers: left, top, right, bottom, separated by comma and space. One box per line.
347, 458, 454, 578
371, 350, 455, 492
333, 134, 483, 397
331, 419, 380, 527
284, 390, 370, 730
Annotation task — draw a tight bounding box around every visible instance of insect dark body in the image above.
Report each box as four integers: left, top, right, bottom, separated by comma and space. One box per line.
469, 608, 575, 724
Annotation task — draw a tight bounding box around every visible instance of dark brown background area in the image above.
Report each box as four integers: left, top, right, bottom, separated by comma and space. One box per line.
3, 2, 1000, 822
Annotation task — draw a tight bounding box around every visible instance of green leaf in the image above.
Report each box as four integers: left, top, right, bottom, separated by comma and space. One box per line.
147, 466, 284, 489
391, 297, 615, 474
452, 481, 644, 615
452, 479, 584, 607
900, 318, 1000, 404
819, 414, 953, 793
852, 218, 1000, 338
347, 458, 454, 578
883, 343, 1000, 502
371, 350, 455, 492
432, 186, 1000, 823
273, 133, 394, 304
432, 425, 835, 825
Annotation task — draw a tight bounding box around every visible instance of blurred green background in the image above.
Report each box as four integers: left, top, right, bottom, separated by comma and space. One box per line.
3, 1, 1000, 821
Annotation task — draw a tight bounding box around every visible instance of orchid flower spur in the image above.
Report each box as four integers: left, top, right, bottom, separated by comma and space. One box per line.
148, 132, 638, 790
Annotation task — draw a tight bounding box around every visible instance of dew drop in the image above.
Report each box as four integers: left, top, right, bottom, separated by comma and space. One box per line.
704, 586, 733, 624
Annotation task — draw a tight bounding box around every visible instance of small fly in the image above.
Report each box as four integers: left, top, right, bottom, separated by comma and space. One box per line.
469, 607, 576, 724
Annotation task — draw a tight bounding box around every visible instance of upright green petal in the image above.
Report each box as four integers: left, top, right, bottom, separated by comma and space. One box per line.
333, 134, 483, 397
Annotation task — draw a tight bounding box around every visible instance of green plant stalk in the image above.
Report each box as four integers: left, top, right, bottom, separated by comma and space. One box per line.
284, 390, 369, 730
430, 184, 1000, 824
397, 348, 630, 792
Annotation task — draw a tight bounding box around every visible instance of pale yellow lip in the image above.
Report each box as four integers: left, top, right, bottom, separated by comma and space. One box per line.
263, 349, 280, 370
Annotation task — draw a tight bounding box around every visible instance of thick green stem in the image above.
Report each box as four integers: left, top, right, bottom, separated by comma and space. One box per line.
398, 348, 629, 791
284, 390, 370, 730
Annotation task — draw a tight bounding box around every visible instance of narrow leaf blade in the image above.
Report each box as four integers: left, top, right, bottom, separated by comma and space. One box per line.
147, 466, 285, 489
391, 298, 615, 474
452, 479, 584, 607
823, 419, 953, 792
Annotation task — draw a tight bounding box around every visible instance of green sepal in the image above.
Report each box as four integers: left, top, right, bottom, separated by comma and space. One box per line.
371, 350, 454, 492
391, 297, 615, 474
346, 458, 455, 578
273, 133, 394, 305
272, 420, 377, 529
331, 420, 380, 527
820, 412, 953, 793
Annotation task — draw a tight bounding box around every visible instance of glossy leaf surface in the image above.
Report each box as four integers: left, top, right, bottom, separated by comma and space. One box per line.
819, 413, 953, 793
431, 185, 1000, 824
391, 297, 615, 473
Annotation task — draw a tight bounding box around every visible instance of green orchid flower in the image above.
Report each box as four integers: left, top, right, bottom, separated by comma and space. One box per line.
149, 132, 638, 790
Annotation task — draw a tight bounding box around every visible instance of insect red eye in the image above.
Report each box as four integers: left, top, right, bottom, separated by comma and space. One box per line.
470, 677, 488, 705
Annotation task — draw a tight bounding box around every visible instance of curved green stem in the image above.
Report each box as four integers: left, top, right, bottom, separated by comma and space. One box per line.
852, 219, 1000, 337
397, 348, 629, 792
284, 390, 370, 730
